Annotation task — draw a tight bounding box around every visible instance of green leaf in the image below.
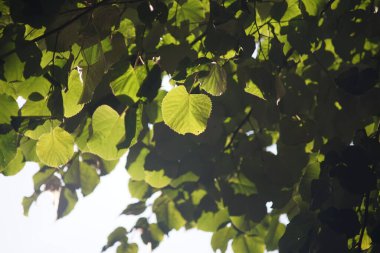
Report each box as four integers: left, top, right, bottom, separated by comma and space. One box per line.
301, 0, 327, 16
244, 80, 265, 100
200, 64, 227, 96
62, 70, 84, 118
24, 120, 61, 140
78, 58, 106, 104
103, 227, 127, 251
153, 196, 186, 230
110, 64, 141, 103
299, 158, 320, 201
0, 94, 18, 124
144, 169, 171, 188
126, 144, 148, 181
36, 127, 74, 167
162, 86, 212, 135
33, 168, 55, 191
265, 218, 286, 251
21, 99, 51, 117
0, 130, 18, 168
170, 171, 199, 188
122, 202, 146, 215
197, 208, 230, 232
128, 179, 151, 200
87, 105, 126, 160
169, 0, 206, 26
22, 193, 38, 216
232, 234, 265, 253
211, 227, 238, 253
3, 47, 25, 82
117, 243, 138, 253
80, 162, 100, 196
229, 173, 257, 196
118, 103, 144, 150
145, 90, 166, 123
57, 187, 78, 218
1, 148, 24, 176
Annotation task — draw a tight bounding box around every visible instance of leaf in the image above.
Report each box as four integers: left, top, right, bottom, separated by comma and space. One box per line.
24, 120, 61, 140
122, 202, 146, 215
301, 0, 327, 16
57, 187, 78, 219
118, 103, 144, 150
169, 0, 206, 25
162, 86, 212, 135
232, 235, 265, 253
1, 148, 25, 176
196, 208, 230, 232
265, 218, 286, 251
153, 196, 186, 230
0, 130, 18, 168
102, 227, 127, 251
128, 179, 151, 200
211, 227, 237, 253
36, 127, 74, 167
126, 144, 148, 181
22, 193, 38, 216
62, 70, 84, 118
244, 80, 265, 100
79, 162, 100, 196
170, 171, 199, 188
78, 57, 106, 104
33, 168, 55, 191
117, 243, 138, 253
87, 105, 126, 160
200, 63, 227, 96
110, 64, 141, 103
144, 169, 171, 188
0, 94, 18, 124
137, 64, 162, 101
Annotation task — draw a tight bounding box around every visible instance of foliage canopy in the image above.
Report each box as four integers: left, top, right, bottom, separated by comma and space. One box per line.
0, 0, 380, 252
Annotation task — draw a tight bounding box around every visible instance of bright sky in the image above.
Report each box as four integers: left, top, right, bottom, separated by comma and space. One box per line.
0, 157, 219, 253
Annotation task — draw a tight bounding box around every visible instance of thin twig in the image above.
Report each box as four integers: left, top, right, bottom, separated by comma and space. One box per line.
224, 109, 253, 150
0, 0, 112, 60
357, 192, 370, 250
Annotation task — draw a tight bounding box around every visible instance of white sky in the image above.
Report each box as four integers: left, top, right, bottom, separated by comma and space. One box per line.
0, 157, 217, 253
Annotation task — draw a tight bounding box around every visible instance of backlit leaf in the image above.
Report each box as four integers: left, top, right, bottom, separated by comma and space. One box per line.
62, 70, 84, 118
232, 235, 265, 253
87, 105, 126, 160
0, 94, 18, 124
162, 86, 212, 135
36, 127, 74, 167
200, 63, 227, 96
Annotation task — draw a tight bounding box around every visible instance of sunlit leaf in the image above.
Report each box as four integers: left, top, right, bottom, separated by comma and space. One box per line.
0, 94, 18, 124
232, 234, 265, 253
87, 105, 126, 160
62, 70, 84, 118
162, 86, 212, 135
36, 127, 74, 167
200, 63, 227, 96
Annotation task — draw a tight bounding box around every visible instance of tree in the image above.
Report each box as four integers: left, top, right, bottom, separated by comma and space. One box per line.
0, 0, 380, 252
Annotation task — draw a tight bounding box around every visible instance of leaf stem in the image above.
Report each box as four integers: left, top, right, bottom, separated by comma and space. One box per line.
224, 108, 253, 150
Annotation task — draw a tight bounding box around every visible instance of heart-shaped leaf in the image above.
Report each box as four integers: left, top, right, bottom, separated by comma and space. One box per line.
162, 86, 212, 135
36, 127, 74, 167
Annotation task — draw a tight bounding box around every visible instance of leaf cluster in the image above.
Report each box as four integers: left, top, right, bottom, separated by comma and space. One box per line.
1, 0, 380, 252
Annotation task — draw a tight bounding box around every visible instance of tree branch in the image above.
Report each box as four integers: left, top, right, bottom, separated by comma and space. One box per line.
0, 0, 112, 60
224, 109, 253, 150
